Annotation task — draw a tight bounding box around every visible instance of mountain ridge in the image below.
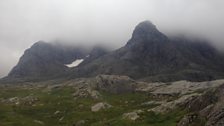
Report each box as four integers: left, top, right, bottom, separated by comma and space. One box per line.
67, 21, 224, 82
4, 20, 224, 82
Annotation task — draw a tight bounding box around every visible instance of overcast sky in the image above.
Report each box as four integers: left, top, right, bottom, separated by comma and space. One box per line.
0, 0, 224, 78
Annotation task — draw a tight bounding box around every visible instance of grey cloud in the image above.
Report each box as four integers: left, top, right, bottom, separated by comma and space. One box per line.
0, 0, 224, 77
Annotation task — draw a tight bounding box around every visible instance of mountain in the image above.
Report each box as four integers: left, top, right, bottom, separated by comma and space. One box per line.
4, 20, 224, 82
69, 21, 224, 82
6, 41, 109, 81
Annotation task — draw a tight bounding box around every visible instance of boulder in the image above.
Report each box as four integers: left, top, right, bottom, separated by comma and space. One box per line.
91, 102, 112, 112
75, 120, 85, 126
122, 110, 143, 121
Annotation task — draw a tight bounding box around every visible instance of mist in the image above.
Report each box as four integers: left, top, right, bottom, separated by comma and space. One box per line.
0, 0, 224, 78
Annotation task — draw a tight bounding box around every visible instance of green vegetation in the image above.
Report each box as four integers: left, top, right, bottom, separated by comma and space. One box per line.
0, 86, 186, 126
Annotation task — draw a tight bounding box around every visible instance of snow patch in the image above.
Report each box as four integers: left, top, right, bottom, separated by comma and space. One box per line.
65, 59, 84, 68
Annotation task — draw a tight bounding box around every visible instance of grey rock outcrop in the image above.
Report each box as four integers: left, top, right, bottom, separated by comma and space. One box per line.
148, 93, 200, 114
65, 75, 137, 99
94, 75, 136, 94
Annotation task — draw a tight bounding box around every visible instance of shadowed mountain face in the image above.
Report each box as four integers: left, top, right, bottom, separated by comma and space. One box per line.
7, 42, 109, 80
69, 21, 224, 82
5, 21, 224, 82
8, 42, 86, 79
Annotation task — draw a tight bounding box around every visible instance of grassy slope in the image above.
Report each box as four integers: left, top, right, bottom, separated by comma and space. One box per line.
0, 86, 186, 126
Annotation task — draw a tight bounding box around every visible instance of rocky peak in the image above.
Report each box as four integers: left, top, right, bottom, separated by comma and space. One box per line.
31, 41, 48, 48
131, 21, 165, 40
133, 21, 156, 33
127, 20, 168, 46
